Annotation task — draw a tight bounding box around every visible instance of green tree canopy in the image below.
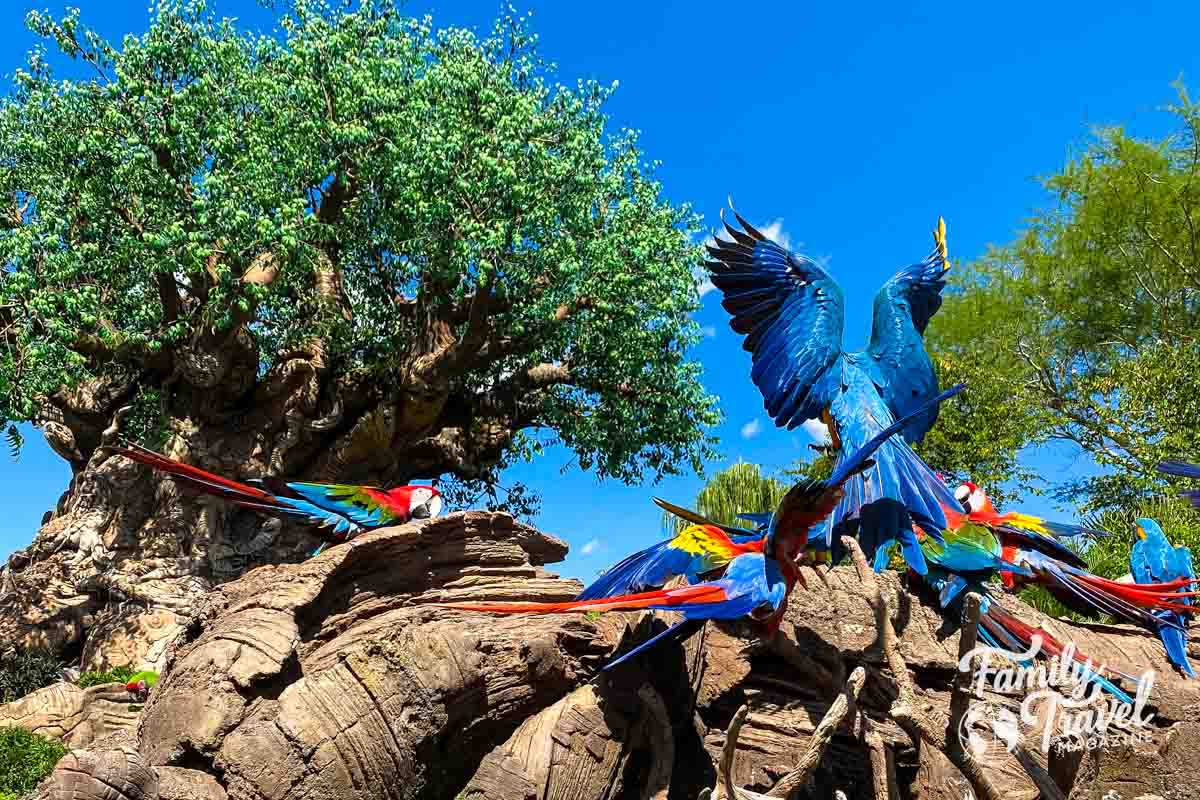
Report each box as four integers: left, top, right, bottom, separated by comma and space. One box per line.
661, 461, 789, 535
925, 86, 1200, 512
0, 1, 718, 504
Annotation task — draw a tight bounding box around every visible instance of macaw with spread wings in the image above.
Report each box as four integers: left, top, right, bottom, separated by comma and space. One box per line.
705, 207, 960, 573
437, 386, 966, 673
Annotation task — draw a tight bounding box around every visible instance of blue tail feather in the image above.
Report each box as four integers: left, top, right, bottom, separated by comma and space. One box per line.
1156, 612, 1196, 678
1159, 460, 1200, 480
600, 618, 708, 672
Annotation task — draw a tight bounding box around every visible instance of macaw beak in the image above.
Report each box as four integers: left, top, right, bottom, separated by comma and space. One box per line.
411, 494, 443, 520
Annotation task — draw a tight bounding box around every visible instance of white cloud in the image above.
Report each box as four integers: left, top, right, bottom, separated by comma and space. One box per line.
754, 218, 792, 251
580, 538, 600, 555
740, 419, 762, 440
801, 418, 832, 444
697, 216, 807, 299
700, 325, 717, 338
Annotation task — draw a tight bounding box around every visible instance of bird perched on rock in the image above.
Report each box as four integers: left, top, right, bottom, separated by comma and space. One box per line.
936, 482, 1195, 632
704, 207, 960, 574
1131, 518, 1196, 678
114, 443, 442, 554
921, 568, 1137, 704
125, 670, 158, 700
436, 385, 966, 672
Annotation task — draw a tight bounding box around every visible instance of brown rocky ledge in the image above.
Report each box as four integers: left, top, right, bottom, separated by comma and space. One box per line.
26, 512, 1200, 800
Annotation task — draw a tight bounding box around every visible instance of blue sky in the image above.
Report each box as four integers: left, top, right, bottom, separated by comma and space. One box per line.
0, 1, 1195, 581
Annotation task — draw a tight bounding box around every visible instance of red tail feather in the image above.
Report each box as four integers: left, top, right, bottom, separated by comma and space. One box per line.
1075, 573, 1198, 613
433, 582, 730, 615
116, 445, 280, 507
986, 604, 1115, 672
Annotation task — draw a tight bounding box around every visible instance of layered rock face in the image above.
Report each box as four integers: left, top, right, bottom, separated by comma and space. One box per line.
23, 512, 1200, 800
0, 681, 139, 748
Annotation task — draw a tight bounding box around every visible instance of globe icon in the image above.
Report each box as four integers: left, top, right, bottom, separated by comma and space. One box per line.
958, 705, 1021, 763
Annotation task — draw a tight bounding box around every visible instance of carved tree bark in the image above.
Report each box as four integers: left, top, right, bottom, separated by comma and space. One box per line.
0, 278, 565, 670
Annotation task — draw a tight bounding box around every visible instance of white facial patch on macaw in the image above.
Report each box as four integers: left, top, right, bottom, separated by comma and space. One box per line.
954, 482, 987, 513
408, 487, 443, 519
409, 487, 433, 515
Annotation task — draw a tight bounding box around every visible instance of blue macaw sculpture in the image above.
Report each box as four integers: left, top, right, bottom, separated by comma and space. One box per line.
705, 207, 959, 574
439, 386, 966, 673
1130, 517, 1196, 678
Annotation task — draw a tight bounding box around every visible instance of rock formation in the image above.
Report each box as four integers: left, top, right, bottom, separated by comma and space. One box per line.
23, 512, 1200, 799
0, 681, 139, 748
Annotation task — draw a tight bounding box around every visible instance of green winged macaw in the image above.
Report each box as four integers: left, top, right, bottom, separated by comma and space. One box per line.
125, 670, 158, 700
921, 568, 1137, 704
115, 444, 442, 555
935, 482, 1196, 632
436, 386, 966, 672
704, 207, 960, 575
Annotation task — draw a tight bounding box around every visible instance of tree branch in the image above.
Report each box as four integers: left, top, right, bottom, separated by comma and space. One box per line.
841, 537, 1003, 800
766, 666, 867, 798
864, 723, 897, 800
475, 296, 596, 362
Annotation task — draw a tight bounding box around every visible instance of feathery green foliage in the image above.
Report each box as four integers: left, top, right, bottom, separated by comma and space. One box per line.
0, 650, 62, 704
0, 728, 66, 797
927, 85, 1200, 512
662, 462, 789, 535
76, 665, 136, 689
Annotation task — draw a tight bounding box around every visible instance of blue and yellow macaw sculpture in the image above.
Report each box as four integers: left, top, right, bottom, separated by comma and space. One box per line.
436, 386, 966, 672
704, 208, 959, 575
1131, 518, 1196, 678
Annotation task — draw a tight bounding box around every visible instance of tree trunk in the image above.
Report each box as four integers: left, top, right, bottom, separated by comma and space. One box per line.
0, 331, 464, 670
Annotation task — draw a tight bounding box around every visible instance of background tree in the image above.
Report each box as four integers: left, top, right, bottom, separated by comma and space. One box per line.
923, 86, 1200, 513
661, 462, 788, 535
0, 1, 717, 656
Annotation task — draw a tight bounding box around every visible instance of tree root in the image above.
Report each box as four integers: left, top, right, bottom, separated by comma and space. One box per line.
766, 666, 867, 798
840, 536, 1003, 800
637, 684, 673, 800
700, 665, 869, 799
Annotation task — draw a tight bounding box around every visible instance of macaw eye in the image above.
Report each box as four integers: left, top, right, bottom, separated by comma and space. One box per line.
953, 485, 970, 502
968, 490, 986, 513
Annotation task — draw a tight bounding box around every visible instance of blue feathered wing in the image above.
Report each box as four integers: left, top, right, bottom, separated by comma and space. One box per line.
705, 208, 958, 573
1131, 518, 1197, 678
